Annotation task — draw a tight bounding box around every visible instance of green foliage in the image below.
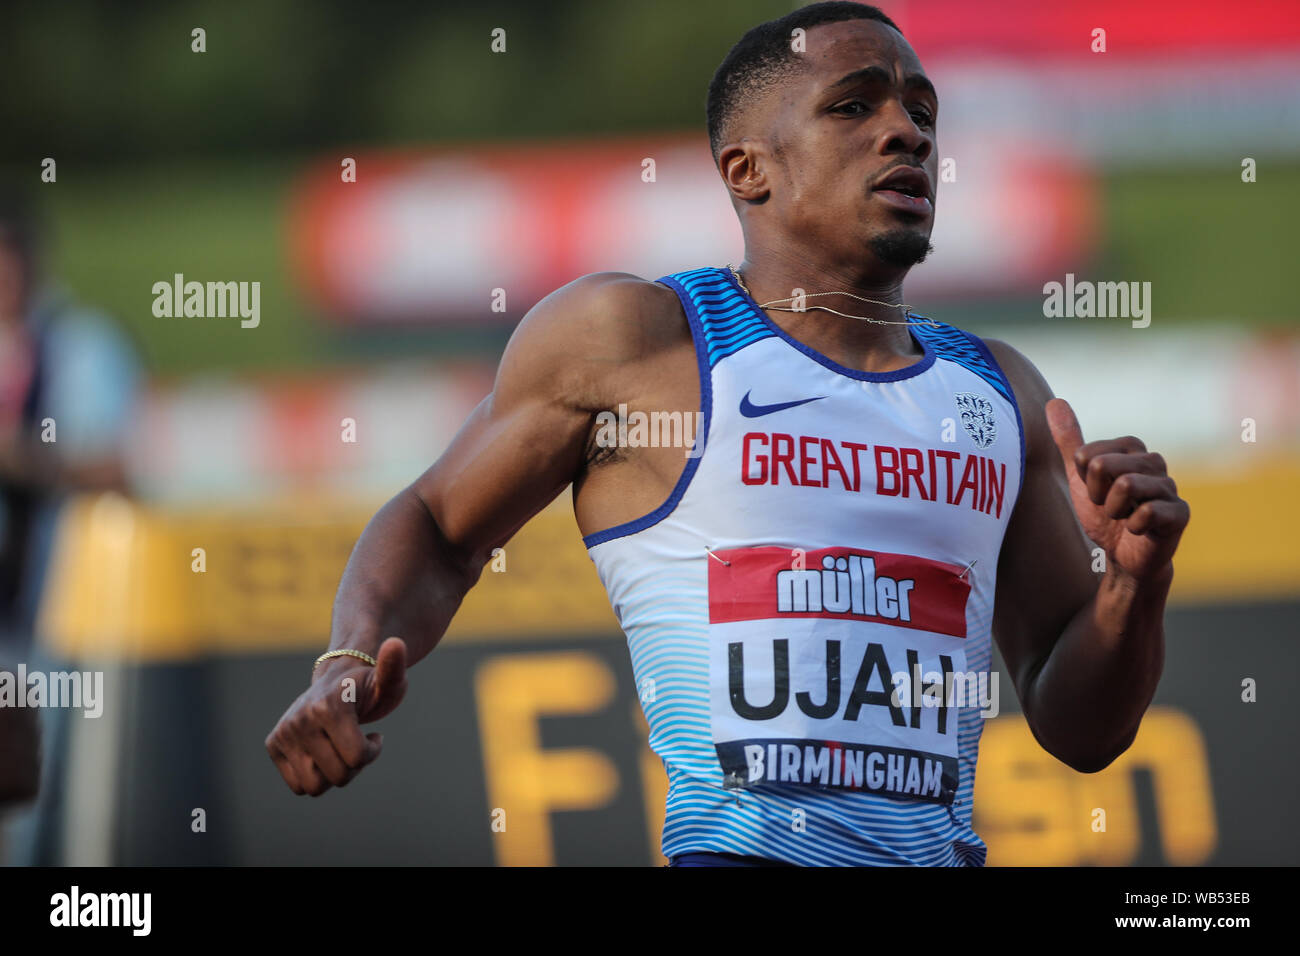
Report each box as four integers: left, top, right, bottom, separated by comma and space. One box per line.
0, 0, 792, 160
4, 2, 1293, 374
28, 159, 1293, 375
1099, 163, 1299, 324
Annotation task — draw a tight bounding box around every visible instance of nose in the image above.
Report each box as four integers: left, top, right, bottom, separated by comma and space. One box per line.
875, 100, 932, 164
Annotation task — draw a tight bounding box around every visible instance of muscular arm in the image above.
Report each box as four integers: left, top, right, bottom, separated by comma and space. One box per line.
267, 272, 668, 795
324, 295, 597, 674
986, 339, 1188, 773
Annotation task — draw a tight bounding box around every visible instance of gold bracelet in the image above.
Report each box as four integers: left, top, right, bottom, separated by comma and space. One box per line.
312, 648, 378, 674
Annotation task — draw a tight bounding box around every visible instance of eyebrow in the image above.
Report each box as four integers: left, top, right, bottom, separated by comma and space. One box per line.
823, 65, 938, 103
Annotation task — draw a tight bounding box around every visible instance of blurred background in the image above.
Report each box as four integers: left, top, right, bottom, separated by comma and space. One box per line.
1, 0, 1297, 865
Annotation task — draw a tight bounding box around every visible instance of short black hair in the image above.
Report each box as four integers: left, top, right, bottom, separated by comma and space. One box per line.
706, 2, 903, 162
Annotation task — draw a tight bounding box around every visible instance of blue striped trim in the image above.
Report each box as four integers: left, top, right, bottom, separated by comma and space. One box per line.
910, 321, 1013, 406
580, 273, 713, 549
672, 267, 774, 368
718, 266, 938, 382
966, 331, 1027, 499
911, 321, 1026, 497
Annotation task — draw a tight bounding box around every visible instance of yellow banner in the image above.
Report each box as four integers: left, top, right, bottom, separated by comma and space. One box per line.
36, 454, 1300, 661
37, 495, 616, 661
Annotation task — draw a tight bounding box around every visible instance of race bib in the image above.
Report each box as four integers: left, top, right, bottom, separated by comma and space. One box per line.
707, 545, 973, 804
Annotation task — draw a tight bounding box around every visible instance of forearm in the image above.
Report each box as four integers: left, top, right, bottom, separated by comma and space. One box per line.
322, 487, 482, 676
1022, 565, 1171, 772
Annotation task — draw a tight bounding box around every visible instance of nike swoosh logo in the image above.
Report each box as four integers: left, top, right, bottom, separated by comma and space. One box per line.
739, 391, 827, 418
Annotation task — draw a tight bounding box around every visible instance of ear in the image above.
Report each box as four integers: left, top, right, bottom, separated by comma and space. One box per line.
718, 141, 771, 204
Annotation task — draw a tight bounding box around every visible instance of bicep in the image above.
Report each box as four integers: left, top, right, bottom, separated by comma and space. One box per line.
408, 273, 646, 565
413, 385, 589, 562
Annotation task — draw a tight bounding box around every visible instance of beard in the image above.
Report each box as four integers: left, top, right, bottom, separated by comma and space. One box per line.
869, 228, 933, 268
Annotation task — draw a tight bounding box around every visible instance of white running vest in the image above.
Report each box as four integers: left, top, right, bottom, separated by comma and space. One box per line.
585, 266, 1024, 866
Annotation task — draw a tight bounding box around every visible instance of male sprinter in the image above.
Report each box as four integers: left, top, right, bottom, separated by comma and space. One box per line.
267, 2, 1188, 866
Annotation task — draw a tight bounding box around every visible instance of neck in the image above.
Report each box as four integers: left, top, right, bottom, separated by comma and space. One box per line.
735, 247, 923, 375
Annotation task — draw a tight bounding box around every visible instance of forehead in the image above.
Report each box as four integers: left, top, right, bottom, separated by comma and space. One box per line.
799, 18, 926, 87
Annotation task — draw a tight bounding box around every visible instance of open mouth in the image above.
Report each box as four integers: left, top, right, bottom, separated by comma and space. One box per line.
873, 186, 933, 214
871, 166, 933, 215
873, 165, 931, 198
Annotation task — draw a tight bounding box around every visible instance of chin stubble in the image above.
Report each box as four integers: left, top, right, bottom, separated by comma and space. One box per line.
870, 230, 934, 268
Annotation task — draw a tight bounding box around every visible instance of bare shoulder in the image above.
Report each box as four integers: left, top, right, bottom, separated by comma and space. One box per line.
982, 337, 1054, 460
511, 271, 686, 363
982, 338, 1052, 406
495, 271, 689, 412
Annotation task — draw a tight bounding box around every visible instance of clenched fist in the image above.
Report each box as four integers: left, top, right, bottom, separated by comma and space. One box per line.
265, 636, 408, 796
1046, 397, 1190, 583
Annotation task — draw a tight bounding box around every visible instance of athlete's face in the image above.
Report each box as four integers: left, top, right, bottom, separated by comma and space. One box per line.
758, 19, 938, 271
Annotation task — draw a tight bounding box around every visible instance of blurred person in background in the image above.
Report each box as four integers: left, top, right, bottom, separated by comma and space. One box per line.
0, 189, 142, 649
0, 188, 143, 860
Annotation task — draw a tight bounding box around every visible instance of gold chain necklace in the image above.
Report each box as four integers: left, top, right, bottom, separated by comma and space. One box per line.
727, 264, 938, 329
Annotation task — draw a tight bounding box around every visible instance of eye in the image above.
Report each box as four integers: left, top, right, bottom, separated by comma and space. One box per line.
910, 108, 935, 129
833, 100, 869, 116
